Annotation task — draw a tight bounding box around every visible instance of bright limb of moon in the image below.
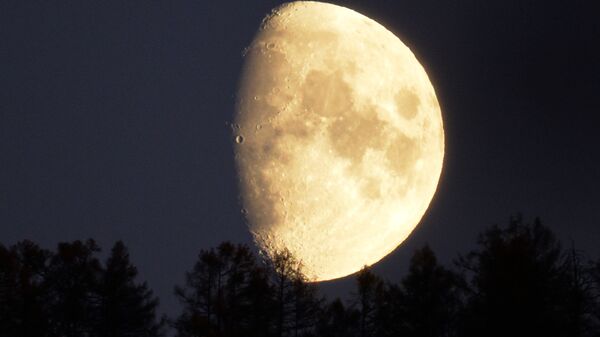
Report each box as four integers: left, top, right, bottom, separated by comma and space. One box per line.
234, 1, 444, 281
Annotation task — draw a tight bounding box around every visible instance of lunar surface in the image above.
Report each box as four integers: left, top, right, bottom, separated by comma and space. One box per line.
234, 1, 444, 281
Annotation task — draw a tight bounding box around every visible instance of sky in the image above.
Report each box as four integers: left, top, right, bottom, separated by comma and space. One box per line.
1, 0, 599, 317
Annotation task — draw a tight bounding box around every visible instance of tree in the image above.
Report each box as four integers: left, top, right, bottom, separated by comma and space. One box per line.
290, 278, 321, 337
219, 242, 265, 335
0, 241, 51, 337
1, 239, 165, 337
93, 241, 164, 337
174, 247, 220, 336
174, 243, 323, 337
239, 262, 274, 337
557, 244, 600, 337
585, 258, 600, 336
174, 242, 269, 337
456, 215, 576, 337
316, 298, 359, 337
374, 282, 403, 337
398, 245, 464, 337
268, 248, 322, 337
352, 267, 385, 337
45, 239, 102, 337
270, 249, 300, 337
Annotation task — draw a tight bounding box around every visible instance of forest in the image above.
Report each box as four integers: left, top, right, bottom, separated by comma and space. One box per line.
1, 215, 599, 337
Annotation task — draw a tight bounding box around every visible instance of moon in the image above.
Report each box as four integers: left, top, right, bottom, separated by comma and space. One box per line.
234, 1, 444, 281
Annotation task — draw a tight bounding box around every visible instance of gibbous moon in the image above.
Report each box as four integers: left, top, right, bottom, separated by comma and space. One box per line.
234, 1, 444, 281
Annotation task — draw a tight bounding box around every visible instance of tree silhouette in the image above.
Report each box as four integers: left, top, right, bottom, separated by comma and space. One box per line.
1, 239, 164, 337
372, 282, 402, 337
398, 245, 464, 337
220, 243, 271, 337
584, 257, 600, 336
352, 267, 385, 337
270, 249, 301, 337
174, 245, 322, 337
290, 278, 321, 337
559, 244, 600, 337
456, 215, 578, 337
45, 239, 102, 337
267, 249, 321, 337
94, 241, 164, 337
344, 247, 464, 337
2, 214, 600, 337
0, 241, 51, 337
174, 242, 271, 337
239, 261, 273, 337
316, 298, 359, 337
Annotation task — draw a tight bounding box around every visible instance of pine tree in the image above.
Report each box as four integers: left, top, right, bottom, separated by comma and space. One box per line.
174, 242, 268, 337
353, 267, 385, 337
399, 245, 464, 337
457, 216, 574, 337
316, 298, 360, 337
0, 241, 51, 337
45, 239, 102, 337
268, 248, 322, 337
93, 241, 164, 337
290, 278, 321, 337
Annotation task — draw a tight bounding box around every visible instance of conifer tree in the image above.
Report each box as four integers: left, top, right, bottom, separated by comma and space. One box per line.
94, 241, 164, 337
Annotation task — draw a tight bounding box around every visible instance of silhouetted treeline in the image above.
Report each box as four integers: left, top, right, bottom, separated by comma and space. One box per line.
171, 216, 600, 337
173, 242, 321, 337
2, 216, 600, 337
0, 240, 165, 337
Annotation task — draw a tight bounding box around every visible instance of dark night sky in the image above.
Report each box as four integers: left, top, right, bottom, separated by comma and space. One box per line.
1, 0, 599, 317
